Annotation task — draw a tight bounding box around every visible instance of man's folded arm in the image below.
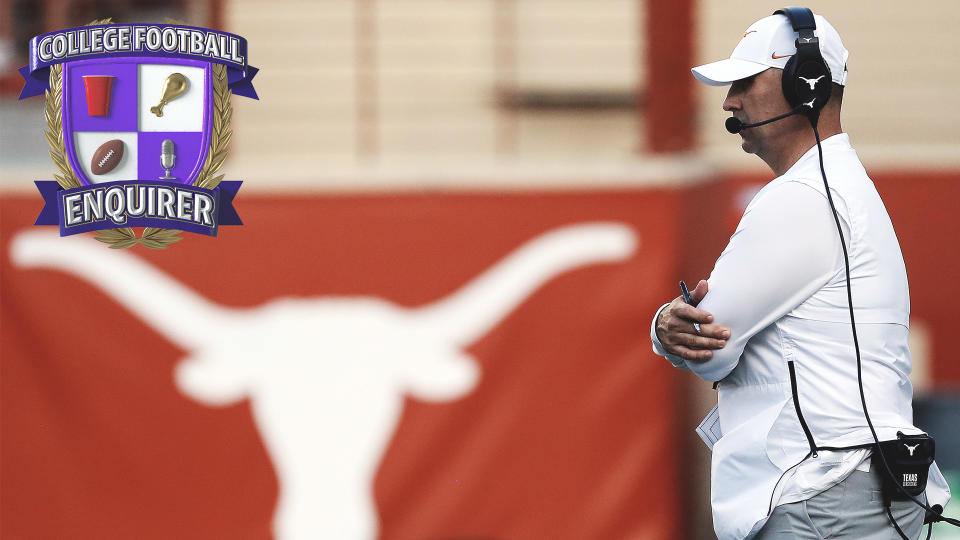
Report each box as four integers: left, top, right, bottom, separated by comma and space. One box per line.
677, 181, 848, 381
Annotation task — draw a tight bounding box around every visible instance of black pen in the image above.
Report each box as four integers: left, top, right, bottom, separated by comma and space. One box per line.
679, 280, 702, 333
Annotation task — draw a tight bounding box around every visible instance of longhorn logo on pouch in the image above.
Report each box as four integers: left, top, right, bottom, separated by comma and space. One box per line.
18, 19, 258, 249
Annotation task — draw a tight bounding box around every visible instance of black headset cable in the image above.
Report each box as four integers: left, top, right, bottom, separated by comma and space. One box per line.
811, 123, 960, 536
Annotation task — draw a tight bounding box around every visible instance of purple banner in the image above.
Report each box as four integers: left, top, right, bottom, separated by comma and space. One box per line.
33, 180, 242, 237
19, 24, 258, 99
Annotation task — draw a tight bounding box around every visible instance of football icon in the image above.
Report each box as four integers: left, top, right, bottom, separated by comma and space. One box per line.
91, 139, 124, 175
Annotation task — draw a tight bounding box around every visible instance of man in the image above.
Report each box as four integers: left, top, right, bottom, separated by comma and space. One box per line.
649, 10, 952, 540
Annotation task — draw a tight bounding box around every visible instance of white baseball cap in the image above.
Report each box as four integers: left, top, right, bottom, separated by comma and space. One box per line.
692, 12, 849, 87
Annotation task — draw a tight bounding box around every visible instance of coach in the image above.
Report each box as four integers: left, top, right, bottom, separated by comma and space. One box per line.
649, 9, 951, 540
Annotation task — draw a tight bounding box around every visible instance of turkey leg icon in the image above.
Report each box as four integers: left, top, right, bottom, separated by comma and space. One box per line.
11, 223, 637, 540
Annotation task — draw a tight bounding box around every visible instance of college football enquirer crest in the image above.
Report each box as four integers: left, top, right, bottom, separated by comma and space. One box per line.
18, 19, 258, 249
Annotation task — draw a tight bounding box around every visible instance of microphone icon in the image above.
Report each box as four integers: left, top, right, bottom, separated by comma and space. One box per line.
159, 139, 177, 180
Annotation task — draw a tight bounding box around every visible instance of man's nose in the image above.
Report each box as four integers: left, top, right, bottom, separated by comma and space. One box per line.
723, 90, 739, 112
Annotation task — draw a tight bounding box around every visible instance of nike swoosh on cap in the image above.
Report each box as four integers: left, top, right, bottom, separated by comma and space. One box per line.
771, 52, 793, 59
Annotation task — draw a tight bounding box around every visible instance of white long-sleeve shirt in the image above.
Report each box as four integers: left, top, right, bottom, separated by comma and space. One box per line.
650, 133, 951, 539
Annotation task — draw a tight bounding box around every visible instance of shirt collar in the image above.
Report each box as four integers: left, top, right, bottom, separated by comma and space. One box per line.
783, 132, 852, 177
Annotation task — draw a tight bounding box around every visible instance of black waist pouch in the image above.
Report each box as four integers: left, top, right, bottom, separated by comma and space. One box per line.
872, 431, 934, 504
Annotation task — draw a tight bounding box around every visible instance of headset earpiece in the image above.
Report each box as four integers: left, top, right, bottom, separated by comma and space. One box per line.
774, 7, 832, 124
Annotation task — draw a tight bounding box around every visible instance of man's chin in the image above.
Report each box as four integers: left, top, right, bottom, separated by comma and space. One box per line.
738, 130, 761, 154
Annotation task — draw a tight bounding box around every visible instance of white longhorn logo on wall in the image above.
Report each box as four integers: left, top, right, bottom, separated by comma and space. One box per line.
11, 223, 637, 540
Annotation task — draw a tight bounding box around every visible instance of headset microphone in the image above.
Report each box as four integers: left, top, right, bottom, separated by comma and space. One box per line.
725, 106, 805, 134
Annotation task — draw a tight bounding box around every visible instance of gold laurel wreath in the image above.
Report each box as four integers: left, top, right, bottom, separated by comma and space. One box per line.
45, 63, 81, 190
194, 62, 232, 190
43, 18, 233, 250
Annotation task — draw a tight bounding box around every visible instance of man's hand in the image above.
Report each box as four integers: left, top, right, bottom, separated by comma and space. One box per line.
655, 279, 730, 361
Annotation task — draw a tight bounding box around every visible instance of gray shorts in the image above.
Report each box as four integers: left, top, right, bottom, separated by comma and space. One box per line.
754, 470, 927, 539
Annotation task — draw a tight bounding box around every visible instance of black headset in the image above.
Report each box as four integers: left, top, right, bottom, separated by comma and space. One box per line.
774, 7, 832, 124
768, 8, 959, 540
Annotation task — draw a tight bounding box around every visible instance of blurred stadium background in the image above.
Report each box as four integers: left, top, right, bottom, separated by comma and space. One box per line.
1, 0, 958, 538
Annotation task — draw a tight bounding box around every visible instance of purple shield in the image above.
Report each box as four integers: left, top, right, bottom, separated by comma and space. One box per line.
62, 57, 212, 186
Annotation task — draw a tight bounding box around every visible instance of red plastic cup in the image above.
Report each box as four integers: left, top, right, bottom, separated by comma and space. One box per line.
82, 75, 114, 116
